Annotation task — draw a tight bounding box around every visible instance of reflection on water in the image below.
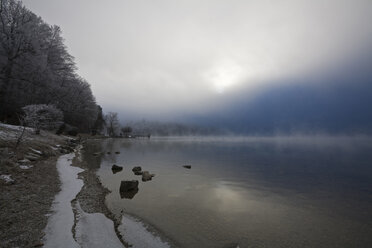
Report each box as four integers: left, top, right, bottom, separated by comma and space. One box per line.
86, 136, 372, 248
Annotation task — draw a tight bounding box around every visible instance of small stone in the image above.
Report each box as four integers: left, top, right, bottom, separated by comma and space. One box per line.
132, 166, 142, 172
142, 171, 155, 182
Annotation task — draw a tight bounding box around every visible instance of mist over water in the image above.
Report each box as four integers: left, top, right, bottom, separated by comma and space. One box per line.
83, 135, 372, 248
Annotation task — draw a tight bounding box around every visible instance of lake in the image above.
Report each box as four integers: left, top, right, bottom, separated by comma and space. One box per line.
82, 136, 372, 248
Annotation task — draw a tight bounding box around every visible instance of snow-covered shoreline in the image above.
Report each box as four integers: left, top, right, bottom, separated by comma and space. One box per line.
43, 153, 124, 248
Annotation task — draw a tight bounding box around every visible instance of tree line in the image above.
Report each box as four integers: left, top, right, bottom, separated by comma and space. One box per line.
0, 0, 101, 133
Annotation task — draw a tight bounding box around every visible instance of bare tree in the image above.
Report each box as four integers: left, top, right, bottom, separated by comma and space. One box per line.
105, 112, 120, 137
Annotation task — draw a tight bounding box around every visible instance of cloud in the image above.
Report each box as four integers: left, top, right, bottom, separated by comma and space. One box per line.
23, 0, 372, 120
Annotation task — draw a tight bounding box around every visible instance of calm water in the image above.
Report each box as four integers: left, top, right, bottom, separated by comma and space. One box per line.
83, 136, 372, 248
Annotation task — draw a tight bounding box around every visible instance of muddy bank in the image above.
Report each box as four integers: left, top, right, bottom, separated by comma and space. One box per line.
0, 123, 77, 247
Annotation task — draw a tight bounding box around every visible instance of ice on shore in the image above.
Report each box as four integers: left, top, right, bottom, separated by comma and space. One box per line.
43, 153, 83, 248
75, 202, 123, 248
119, 214, 171, 248
43, 153, 125, 248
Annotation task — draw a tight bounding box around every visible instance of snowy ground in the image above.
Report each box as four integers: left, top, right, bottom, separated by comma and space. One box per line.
0, 122, 33, 141
43, 154, 82, 248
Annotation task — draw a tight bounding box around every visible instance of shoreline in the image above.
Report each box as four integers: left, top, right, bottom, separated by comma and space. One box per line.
71, 140, 173, 248
0, 123, 170, 247
71, 144, 128, 247
43, 151, 125, 247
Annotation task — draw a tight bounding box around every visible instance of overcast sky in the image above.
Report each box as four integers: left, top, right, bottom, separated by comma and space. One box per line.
22, 0, 372, 123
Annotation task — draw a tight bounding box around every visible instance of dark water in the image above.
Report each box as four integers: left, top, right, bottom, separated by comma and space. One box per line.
83, 136, 372, 248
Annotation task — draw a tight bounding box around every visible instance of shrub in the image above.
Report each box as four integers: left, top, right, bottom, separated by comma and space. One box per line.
22, 104, 63, 133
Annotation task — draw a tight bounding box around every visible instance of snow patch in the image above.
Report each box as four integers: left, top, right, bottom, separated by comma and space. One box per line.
0, 174, 14, 184
29, 148, 42, 155
19, 165, 33, 170
43, 153, 83, 248
0, 122, 27, 131
51, 145, 59, 151
119, 214, 171, 248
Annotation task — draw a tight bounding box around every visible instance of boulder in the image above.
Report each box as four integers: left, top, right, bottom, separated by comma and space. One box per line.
115, 151, 120, 154
120, 187, 139, 199
142, 171, 155, 182
183, 165, 192, 169
134, 171, 143, 175
120, 180, 139, 192
111, 164, 123, 173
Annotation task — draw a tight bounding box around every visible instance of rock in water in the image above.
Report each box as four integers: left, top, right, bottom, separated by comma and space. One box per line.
142, 171, 155, 182
120, 187, 139, 199
132, 166, 142, 172
120, 180, 139, 192
183, 165, 192, 169
111, 164, 123, 173
115, 151, 120, 154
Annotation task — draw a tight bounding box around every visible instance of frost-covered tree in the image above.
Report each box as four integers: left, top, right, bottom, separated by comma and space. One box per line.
22, 104, 63, 134
0, 0, 98, 133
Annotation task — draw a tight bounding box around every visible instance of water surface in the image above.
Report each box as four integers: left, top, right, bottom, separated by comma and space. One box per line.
84, 136, 372, 248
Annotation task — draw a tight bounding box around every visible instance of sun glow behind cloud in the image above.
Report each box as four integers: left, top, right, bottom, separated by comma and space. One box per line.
204, 59, 247, 93
22, 0, 372, 119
